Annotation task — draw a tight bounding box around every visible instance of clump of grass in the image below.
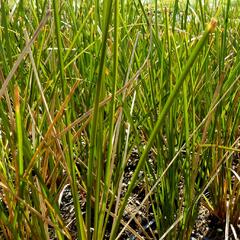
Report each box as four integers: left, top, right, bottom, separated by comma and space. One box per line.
0, 0, 239, 239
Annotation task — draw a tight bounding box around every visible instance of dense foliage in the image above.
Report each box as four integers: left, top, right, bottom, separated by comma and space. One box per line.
0, 0, 239, 239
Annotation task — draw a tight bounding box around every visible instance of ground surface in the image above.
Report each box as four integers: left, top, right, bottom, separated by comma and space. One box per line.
59, 185, 239, 240
57, 150, 240, 240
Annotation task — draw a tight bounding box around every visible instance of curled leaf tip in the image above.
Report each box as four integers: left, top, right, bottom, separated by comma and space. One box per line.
209, 18, 217, 32
14, 85, 20, 111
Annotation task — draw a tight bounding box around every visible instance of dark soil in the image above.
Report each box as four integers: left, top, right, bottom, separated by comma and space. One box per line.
57, 187, 239, 240
56, 149, 240, 240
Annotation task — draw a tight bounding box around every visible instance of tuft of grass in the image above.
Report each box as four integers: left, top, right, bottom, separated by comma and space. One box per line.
0, 0, 239, 239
